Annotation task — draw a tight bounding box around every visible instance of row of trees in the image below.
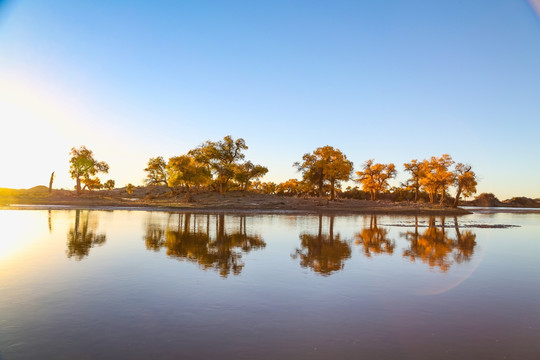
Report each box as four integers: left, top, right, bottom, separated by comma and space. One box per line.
283, 147, 477, 207
144, 135, 268, 200
67, 138, 477, 207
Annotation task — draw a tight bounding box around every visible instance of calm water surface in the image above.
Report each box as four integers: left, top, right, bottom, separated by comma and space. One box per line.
0, 209, 539, 359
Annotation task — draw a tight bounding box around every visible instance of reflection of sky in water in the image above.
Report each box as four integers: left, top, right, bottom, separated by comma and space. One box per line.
0, 210, 539, 359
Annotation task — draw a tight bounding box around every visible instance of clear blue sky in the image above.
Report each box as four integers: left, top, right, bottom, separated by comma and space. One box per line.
1, 0, 539, 199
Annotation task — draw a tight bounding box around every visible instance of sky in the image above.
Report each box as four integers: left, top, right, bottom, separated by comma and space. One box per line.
1, 0, 539, 199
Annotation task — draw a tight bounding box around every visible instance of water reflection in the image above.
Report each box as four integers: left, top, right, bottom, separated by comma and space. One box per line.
66, 210, 106, 260
294, 215, 477, 275
144, 213, 265, 277
62, 210, 477, 275
355, 216, 395, 257
292, 215, 352, 276
48, 210, 53, 234
401, 217, 476, 272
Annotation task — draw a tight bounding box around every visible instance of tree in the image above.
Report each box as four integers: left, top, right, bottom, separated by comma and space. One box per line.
294, 152, 325, 198
319, 146, 353, 201
294, 146, 353, 200
144, 156, 169, 189
103, 179, 115, 190
453, 163, 477, 207
234, 161, 269, 191
420, 155, 455, 205
355, 160, 396, 200
48, 172, 55, 193
167, 155, 211, 201
252, 181, 277, 194
126, 183, 135, 194
189, 135, 248, 193
85, 178, 102, 191
69, 146, 109, 195
403, 159, 424, 202
276, 178, 303, 196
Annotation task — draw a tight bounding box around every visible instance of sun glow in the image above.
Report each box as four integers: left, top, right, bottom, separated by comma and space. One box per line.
0, 210, 44, 262
0, 71, 99, 189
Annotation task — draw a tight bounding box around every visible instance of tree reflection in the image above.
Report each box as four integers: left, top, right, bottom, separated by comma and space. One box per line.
144, 223, 166, 251
66, 210, 106, 260
48, 210, 53, 234
402, 217, 476, 272
144, 213, 265, 277
354, 216, 395, 257
453, 218, 477, 264
292, 215, 352, 276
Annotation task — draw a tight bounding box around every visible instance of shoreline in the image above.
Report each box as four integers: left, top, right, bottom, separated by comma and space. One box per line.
2, 200, 471, 216
8, 190, 540, 216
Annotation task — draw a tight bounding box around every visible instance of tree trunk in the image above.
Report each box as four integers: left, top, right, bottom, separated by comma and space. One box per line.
49, 172, 55, 193
414, 187, 418, 202
439, 189, 446, 205
453, 187, 462, 208
330, 179, 335, 201
76, 177, 81, 195
371, 190, 376, 201
329, 216, 334, 242
184, 185, 194, 202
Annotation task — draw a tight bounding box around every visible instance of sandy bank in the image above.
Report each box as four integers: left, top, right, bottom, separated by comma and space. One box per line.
1, 190, 471, 216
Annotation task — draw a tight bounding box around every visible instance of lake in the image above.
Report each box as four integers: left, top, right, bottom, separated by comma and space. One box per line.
1, 209, 539, 359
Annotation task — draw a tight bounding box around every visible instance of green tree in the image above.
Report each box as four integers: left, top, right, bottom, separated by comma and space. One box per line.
355, 160, 396, 200
69, 146, 109, 194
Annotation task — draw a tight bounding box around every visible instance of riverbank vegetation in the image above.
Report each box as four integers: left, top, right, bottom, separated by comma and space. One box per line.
2, 135, 539, 210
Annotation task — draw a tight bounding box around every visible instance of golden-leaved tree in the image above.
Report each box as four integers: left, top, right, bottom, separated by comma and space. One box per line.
355, 160, 396, 200
167, 155, 212, 201
403, 159, 424, 202
294, 146, 353, 200
453, 163, 477, 207
189, 135, 248, 193
420, 154, 455, 205
234, 161, 268, 191
144, 156, 169, 189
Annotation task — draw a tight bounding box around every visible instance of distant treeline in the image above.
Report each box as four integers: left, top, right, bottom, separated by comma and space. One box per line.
67, 135, 477, 207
